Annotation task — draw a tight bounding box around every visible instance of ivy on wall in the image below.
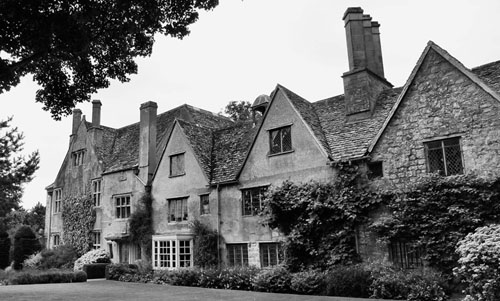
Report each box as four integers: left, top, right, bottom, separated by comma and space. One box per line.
62, 185, 96, 257
372, 174, 500, 275
190, 219, 219, 268
263, 163, 383, 270
128, 190, 153, 259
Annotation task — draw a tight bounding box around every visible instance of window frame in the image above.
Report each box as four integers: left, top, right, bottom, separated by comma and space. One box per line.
115, 195, 131, 219
168, 197, 188, 223
268, 125, 293, 155
53, 189, 62, 214
241, 186, 268, 216
92, 231, 101, 250
53, 234, 60, 247
389, 240, 423, 269
226, 243, 249, 267
200, 194, 210, 215
424, 137, 464, 176
72, 149, 85, 166
367, 161, 384, 179
169, 152, 185, 177
92, 179, 102, 207
259, 242, 282, 268
152, 235, 193, 270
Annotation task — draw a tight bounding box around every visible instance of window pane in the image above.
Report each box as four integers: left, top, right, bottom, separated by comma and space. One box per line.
445, 145, 463, 175
170, 154, 185, 176
427, 148, 445, 174
270, 130, 281, 154
281, 126, 292, 152
242, 190, 252, 216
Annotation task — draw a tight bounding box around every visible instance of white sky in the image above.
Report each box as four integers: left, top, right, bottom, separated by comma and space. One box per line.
2, 0, 500, 210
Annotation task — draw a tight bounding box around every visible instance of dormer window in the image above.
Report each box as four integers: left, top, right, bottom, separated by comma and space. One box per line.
269, 125, 292, 155
72, 149, 85, 166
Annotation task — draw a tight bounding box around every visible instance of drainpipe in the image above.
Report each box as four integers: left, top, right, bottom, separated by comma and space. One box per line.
216, 183, 221, 269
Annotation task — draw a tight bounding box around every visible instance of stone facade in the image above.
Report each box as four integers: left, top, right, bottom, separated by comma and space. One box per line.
45, 7, 500, 270
371, 48, 500, 186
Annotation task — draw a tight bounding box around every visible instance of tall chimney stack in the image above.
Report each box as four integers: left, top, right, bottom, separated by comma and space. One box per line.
72, 109, 82, 136
139, 101, 158, 185
92, 100, 102, 127
342, 7, 391, 120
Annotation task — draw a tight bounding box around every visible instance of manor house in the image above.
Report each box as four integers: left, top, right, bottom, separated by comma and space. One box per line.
45, 7, 500, 269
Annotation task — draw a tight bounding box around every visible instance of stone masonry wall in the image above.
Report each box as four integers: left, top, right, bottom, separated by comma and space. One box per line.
371, 48, 500, 187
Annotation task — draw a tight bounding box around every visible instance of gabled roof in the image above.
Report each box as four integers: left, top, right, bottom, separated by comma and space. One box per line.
278, 85, 331, 157
211, 120, 259, 184
177, 119, 214, 181
368, 41, 500, 153
101, 104, 233, 174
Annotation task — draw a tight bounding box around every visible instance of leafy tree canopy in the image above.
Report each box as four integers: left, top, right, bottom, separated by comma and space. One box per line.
0, 117, 40, 217
0, 0, 219, 119
223, 100, 253, 122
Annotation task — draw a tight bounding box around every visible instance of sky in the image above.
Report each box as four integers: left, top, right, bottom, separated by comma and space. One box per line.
2, 0, 500, 210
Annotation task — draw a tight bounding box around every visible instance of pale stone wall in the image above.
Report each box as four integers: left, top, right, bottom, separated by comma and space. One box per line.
372, 48, 500, 186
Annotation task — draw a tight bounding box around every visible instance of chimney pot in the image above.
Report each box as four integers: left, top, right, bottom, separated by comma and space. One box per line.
92, 99, 102, 127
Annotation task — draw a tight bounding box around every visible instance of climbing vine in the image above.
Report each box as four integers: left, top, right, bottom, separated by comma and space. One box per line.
190, 219, 219, 268
263, 163, 383, 270
62, 184, 95, 257
128, 190, 153, 259
372, 174, 500, 275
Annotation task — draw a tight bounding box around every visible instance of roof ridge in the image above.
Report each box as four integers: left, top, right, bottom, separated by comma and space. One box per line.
471, 59, 500, 71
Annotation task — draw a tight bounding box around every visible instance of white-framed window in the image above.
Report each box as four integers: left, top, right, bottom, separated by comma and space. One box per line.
53, 189, 62, 213
260, 243, 282, 268
170, 153, 185, 177
53, 234, 60, 247
152, 235, 193, 269
227, 243, 249, 267
200, 194, 210, 215
115, 195, 131, 219
92, 179, 102, 207
168, 197, 188, 222
92, 231, 101, 249
242, 186, 268, 216
72, 149, 85, 166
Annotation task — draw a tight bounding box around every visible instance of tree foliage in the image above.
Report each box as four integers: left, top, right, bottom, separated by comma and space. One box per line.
223, 101, 253, 122
0, 117, 40, 217
263, 164, 383, 270
373, 174, 500, 275
61, 186, 96, 257
12, 225, 41, 270
0, 0, 219, 119
0, 202, 46, 239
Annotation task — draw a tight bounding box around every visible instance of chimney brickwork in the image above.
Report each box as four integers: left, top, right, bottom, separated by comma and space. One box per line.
342, 7, 391, 119
92, 99, 102, 127
72, 109, 82, 136
139, 101, 158, 185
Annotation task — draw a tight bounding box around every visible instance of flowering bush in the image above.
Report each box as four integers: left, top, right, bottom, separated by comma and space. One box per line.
74, 249, 110, 271
454, 224, 500, 301
23, 252, 43, 269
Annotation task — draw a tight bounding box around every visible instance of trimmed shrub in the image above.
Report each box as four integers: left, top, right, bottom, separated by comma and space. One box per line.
0, 227, 10, 269
454, 224, 500, 301
197, 267, 224, 288
154, 268, 200, 286
106, 263, 138, 281
8, 269, 87, 285
74, 248, 110, 271
39, 244, 78, 269
291, 270, 327, 295
220, 267, 259, 291
325, 264, 372, 298
252, 265, 292, 293
369, 265, 447, 301
12, 225, 41, 270
83, 263, 109, 279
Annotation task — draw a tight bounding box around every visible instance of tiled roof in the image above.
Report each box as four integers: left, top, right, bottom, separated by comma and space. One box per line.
313, 87, 401, 161
211, 120, 259, 183
177, 119, 214, 181
101, 104, 233, 174
472, 60, 500, 96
